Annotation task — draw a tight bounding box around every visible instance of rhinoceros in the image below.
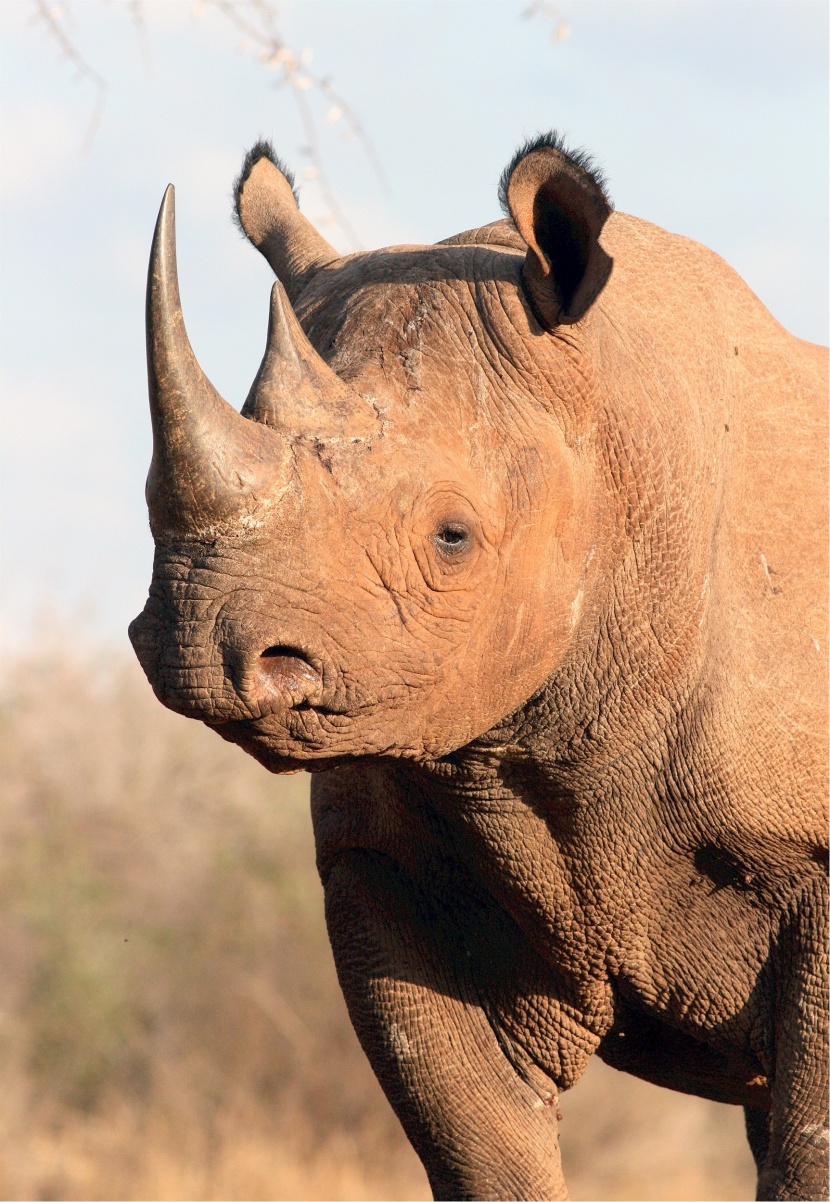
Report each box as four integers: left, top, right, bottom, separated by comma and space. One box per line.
129, 133, 828, 1201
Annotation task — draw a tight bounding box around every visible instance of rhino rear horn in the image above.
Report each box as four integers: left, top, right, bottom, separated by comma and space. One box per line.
234, 144, 338, 301
242, 280, 376, 437
145, 185, 289, 535
501, 133, 613, 329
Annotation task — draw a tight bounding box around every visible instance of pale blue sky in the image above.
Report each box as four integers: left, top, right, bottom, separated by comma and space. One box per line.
1, 0, 827, 649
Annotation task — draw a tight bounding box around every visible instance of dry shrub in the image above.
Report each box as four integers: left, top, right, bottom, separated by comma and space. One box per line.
0, 641, 755, 1200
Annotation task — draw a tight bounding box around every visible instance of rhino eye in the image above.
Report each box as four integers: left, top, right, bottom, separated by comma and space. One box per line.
433, 522, 470, 555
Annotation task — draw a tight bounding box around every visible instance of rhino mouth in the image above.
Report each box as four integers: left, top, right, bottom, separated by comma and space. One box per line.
216, 704, 361, 773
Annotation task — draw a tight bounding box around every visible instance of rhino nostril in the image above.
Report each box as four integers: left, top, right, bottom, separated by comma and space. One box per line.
261, 644, 306, 660
256, 645, 321, 705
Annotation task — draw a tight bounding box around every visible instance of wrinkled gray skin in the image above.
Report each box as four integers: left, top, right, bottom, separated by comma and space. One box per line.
130, 138, 829, 1201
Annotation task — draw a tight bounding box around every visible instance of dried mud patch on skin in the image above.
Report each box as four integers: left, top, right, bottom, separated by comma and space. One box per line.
0, 640, 755, 1201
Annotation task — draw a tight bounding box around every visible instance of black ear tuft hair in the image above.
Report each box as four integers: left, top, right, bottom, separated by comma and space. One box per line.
498, 131, 612, 217
232, 139, 299, 234
500, 130, 614, 327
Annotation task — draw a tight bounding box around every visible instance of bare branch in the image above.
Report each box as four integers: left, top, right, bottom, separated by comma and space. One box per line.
127, 0, 153, 73
520, 0, 571, 43
204, 0, 389, 233
292, 82, 362, 251
318, 76, 391, 196
31, 0, 109, 154
29, 0, 387, 244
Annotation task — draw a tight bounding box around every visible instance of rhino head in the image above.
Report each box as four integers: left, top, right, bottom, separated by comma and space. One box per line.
129, 134, 613, 771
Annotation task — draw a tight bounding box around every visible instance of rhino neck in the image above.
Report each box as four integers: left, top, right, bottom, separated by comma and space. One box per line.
415, 560, 713, 805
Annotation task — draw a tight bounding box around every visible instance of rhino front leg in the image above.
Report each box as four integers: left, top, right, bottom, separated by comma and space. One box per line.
745, 1105, 771, 1179
756, 875, 829, 1201
323, 848, 568, 1201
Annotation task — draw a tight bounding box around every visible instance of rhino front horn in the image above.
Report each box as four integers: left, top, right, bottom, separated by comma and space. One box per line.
145, 185, 289, 535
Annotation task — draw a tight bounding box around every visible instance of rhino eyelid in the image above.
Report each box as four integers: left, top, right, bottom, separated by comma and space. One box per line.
433, 522, 471, 555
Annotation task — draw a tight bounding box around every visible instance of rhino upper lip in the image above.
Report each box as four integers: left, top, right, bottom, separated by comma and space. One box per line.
215, 697, 348, 743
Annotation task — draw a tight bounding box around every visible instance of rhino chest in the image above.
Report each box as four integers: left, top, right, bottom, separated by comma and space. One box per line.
313, 761, 774, 1092
425, 774, 778, 1065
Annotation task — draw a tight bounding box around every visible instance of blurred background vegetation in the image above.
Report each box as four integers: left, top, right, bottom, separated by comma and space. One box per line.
0, 643, 756, 1199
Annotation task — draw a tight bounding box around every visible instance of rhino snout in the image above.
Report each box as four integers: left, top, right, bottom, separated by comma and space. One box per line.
129, 606, 324, 724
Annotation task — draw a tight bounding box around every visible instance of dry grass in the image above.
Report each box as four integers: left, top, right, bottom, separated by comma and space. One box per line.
0, 642, 756, 1200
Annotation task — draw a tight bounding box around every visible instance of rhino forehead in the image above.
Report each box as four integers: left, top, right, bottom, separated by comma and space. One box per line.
293, 243, 533, 393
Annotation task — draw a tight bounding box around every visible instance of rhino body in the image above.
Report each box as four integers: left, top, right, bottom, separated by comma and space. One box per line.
130, 135, 828, 1200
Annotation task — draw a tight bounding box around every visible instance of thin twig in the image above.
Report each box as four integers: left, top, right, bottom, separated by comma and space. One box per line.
318, 76, 391, 196
30, 0, 387, 241
521, 0, 571, 42
203, 0, 387, 244
127, 0, 152, 73
31, 0, 109, 154
292, 83, 362, 250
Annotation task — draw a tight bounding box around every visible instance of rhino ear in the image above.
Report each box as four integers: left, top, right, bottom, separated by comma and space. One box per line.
500, 133, 613, 329
233, 140, 339, 301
